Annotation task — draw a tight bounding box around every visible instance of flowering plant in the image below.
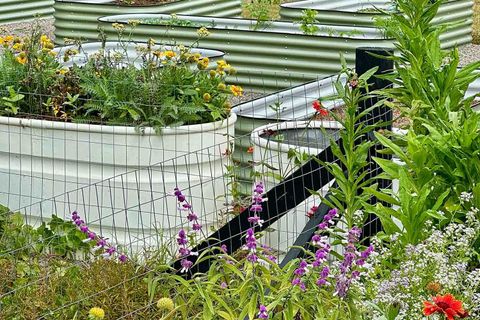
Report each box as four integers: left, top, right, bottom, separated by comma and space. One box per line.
0, 24, 242, 130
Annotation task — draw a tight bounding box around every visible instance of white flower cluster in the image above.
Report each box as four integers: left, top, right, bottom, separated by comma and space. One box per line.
360, 208, 480, 319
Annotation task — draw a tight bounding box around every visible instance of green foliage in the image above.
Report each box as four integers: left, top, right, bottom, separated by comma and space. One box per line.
375, 0, 480, 133
0, 25, 237, 129
366, 0, 480, 247
243, 0, 281, 30
313, 56, 383, 228
298, 9, 319, 35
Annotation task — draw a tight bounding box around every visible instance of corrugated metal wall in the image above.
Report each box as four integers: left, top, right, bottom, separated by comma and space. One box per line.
97, 14, 392, 91
0, 0, 54, 24
54, 0, 241, 44
280, 0, 473, 45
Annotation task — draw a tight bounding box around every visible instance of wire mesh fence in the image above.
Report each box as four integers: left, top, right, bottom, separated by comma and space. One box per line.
0, 16, 398, 316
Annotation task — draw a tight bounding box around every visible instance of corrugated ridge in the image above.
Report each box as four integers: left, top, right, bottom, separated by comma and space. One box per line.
54, 0, 242, 44
0, 0, 54, 24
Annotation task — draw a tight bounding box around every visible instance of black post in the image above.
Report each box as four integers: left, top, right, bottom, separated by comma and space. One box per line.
355, 47, 394, 239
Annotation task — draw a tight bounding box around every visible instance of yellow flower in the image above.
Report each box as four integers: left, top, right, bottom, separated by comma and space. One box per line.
230, 85, 243, 97
224, 101, 232, 111
197, 26, 211, 38
216, 60, 228, 70
112, 23, 126, 32
197, 57, 209, 70
164, 51, 176, 59
209, 70, 217, 78
16, 52, 27, 65
88, 307, 105, 319
40, 34, 52, 48
58, 68, 68, 75
4, 35, 14, 43
203, 93, 212, 102
127, 19, 140, 27
157, 297, 175, 312
217, 83, 226, 90
12, 43, 23, 52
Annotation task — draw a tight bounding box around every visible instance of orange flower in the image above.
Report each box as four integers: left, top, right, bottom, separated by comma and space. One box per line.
247, 146, 254, 153
313, 100, 328, 117
423, 294, 469, 320
16, 52, 27, 65
230, 85, 243, 97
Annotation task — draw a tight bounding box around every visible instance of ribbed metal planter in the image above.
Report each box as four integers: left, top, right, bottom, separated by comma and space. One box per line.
280, 0, 473, 46
0, 0, 54, 24
53, 0, 242, 44
98, 14, 391, 90
231, 75, 343, 192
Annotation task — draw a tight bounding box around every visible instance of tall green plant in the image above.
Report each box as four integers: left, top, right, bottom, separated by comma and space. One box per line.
366, 0, 480, 246
312, 57, 385, 228
376, 0, 480, 133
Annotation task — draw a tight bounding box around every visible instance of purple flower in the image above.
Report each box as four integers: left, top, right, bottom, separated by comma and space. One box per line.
75, 219, 84, 226
71, 211, 79, 221
118, 254, 127, 263
316, 266, 330, 287
179, 247, 191, 257
177, 229, 188, 246
250, 204, 263, 212
247, 253, 258, 263
180, 258, 193, 273
254, 182, 264, 194
245, 228, 259, 263
248, 215, 264, 227
318, 222, 328, 230
96, 238, 107, 247
80, 225, 89, 233
258, 305, 268, 319
220, 244, 228, 253
187, 212, 198, 221
174, 188, 186, 202
106, 246, 116, 255
220, 282, 228, 289
192, 223, 202, 231
267, 255, 277, 263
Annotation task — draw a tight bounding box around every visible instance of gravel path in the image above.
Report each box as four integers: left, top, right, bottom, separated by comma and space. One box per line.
458, 43, 480, 66
0, 18, 55, 39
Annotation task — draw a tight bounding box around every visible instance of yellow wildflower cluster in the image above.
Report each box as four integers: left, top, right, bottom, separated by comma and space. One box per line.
88, 307, 105, 319
127, 19, 140, 27
112, 22, 126, 32
197, 57, 210, 70
197, 27, 211, 38
157, 297, 175, 312
63, 48, 79, 63
215, 60, 237, 76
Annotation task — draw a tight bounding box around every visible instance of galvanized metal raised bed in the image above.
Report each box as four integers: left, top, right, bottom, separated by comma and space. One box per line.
0, 0, 54, 24
97, 13, 392, 90
280, 0, 473, 46
54, 0, 242, 44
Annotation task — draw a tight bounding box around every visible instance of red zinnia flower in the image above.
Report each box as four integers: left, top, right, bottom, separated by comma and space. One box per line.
423, 294, 469, 320
247, 146, 254, 153
312, 100, 328, 117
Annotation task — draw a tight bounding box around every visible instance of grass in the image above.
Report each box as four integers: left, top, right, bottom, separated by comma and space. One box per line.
474, 0, 480, 43
241, 0, 294, 20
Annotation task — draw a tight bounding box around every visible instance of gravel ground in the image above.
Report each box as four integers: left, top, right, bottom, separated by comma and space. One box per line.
0, 18, 55, 39
458, 43, 480, 66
